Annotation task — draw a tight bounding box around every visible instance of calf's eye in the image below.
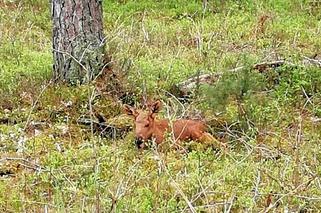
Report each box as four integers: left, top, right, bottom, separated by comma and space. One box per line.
144, 123, 149, 127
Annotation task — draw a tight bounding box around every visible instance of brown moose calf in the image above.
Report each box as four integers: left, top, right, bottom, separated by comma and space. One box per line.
124, 100, 223, 149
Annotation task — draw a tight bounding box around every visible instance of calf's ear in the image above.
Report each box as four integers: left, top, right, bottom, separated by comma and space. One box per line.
149, 100, 162, 119
124, 105, 138, 118
150, 100, 161, 113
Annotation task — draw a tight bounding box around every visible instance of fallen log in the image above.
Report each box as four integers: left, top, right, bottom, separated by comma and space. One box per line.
173, 57, 320, 98
303, 56, 321, 67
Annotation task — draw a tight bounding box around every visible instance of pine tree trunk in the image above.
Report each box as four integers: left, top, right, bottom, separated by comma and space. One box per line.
51, 0, 106, 84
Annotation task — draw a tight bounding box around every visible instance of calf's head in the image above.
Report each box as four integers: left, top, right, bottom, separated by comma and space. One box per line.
124, 100, 161, 148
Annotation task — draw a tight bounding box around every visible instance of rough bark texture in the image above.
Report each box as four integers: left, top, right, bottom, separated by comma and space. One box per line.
52, 0, 105, 84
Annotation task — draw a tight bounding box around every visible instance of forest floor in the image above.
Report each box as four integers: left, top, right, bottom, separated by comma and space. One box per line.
1, 0, 321, 212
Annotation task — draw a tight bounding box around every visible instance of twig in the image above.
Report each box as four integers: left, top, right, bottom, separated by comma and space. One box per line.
108, 153, 148, 212
11, 200, 57, 209
53, 49, 88, 74
261, 177, 316, 213
0, 157, 43, 171
225, 194, 236, 213
57, 168, 76, 190
259, 168, 286, 190
23, 80, 53, 131
202, 0, 208, 14
301, 86, 313, 108
141, 10, 149, 43
182, 183, 211, 212
161, 89, 186, 117
152, 148, 196, 213
252, 170, 261, 203
88, 86, 101, 213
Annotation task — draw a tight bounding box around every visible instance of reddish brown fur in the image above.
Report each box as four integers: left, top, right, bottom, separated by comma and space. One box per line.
124, 100, 221, 148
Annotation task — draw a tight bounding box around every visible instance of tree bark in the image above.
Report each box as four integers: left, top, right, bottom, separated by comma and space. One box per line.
51, 0, 106, 84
